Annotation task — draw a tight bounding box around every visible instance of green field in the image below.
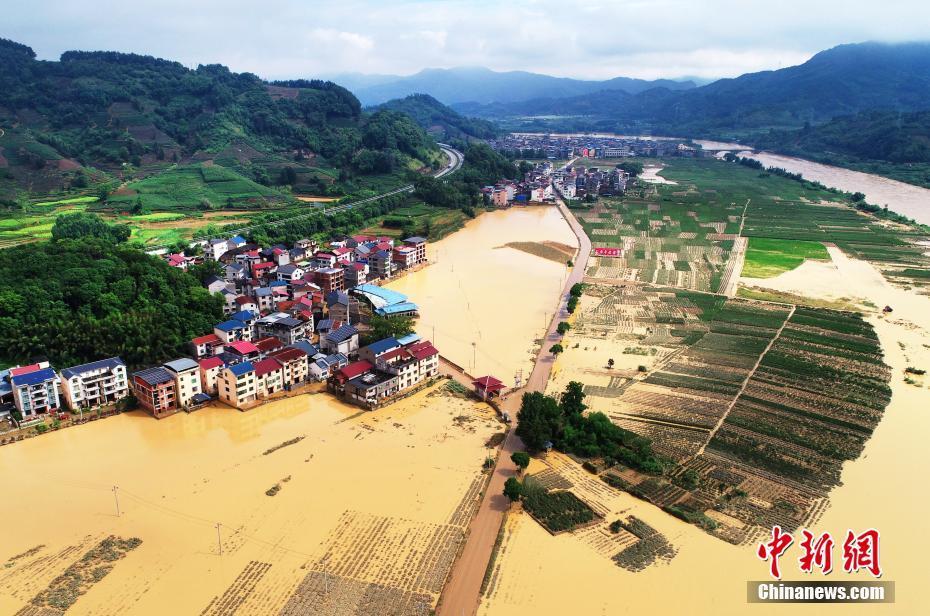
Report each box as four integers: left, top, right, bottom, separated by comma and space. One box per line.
106, 163, 285, 212
742, 238, 830, 278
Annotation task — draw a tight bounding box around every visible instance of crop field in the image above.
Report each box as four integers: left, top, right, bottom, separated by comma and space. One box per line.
578, 178, 741, 291
106, 163, 286, 212
581, 158, 930, 288
556, 281, 893, 544
742, 237, 830, 278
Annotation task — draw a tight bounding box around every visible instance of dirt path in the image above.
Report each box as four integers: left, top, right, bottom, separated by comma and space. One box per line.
437, 199, 590, 616
693, 303, 796, 458
717, 199, 750, 297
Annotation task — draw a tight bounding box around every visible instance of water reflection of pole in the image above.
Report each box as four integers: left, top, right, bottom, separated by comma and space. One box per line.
215, 522, 222, 555
471, 342, 477, 372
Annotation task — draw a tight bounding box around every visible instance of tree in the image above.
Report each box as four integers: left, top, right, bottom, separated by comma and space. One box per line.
363, 314, 415, 345
511, 451, 531, 473
851, 191, 866, 202
549, 343, 564, 355
569, 283, 585, 298
503, 477, 523, 503
566, 296, 578, 314
556, 321, 571, 335
51, 212, 130, 243
618, 161, 643, 177
560, 381, 587, 415
607, 358, 615, 369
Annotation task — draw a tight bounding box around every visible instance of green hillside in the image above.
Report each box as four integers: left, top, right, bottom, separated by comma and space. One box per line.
376, 94, 500, 140
0, 38, 441, 205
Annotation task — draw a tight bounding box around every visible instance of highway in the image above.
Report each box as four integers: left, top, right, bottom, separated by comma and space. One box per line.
149, 144, 462, 253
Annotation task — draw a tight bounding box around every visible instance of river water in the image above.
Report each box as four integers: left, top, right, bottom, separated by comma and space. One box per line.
694, 140, 930, 225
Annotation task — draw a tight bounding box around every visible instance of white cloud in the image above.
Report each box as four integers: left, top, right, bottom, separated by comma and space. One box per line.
4, 0, 929, 81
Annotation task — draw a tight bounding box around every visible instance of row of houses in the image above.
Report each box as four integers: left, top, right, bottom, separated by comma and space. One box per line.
328, 336, 440, 409
1, 358, 130, 422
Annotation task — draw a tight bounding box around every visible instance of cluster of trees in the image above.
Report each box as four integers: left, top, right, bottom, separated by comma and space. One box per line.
51, 212, 131, 243
515, 382, 664, 474
567, 282, 584, 314
362, 315, 415, 346
754, 110, 930, 165
413, 142, 518, 216
0, 226, 222, 369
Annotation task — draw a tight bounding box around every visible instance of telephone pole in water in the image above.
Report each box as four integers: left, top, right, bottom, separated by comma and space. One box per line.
112, 486, 120, 517
215, 523, 222, 555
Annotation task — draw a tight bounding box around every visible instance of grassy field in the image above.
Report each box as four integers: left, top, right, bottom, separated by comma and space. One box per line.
742, 237, 830, 278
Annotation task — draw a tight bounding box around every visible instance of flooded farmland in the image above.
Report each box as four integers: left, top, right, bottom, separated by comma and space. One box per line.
0, 385, 502, 615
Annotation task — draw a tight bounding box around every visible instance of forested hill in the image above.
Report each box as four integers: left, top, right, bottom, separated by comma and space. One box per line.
458, 42, 930, 136
375, 94, 500, 140
0, 38, 441, 203
754, 110, 930, 164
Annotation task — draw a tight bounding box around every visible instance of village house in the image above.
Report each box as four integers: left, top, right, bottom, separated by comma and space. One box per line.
254, 336, 286, 357
207, 238, 229, 261
358, 337, 401, 364
252, 261, 276, 279
255, 312, 311, 344
309, 353, 349, 381
132, 366, 178, 418
313, 251, 337, 269
254, 287, 275, 313
375, 340, 439, 390
315, 267, 345, 294
295, 238, 317, 252
267, 347, 310, 387
198, 356, 225, 395
217, 362, 257, 409
321, 324, 360, 356
225, 340, 261, 364
163, 358, 202, 410
60, 357, 129, 410
344, 262, 368, 287
392, 245, 417, 270
276, 263, 304, 283
214, 319, 250, 344
191, 333, 224, 359
253, 358, 285, 397
225, 263, 246, 282
402, 236, 427, 264
368, 250, 393, 279
205, 276, 231, 295
233, 296, 259, 315
9, 363, 61, 419
343, 370, 399, 408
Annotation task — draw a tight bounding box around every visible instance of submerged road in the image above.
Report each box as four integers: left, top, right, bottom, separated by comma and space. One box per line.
437, 198, 591, 616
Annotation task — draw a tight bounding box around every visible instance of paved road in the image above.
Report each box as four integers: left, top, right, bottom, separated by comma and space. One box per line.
437, 198, 591, 616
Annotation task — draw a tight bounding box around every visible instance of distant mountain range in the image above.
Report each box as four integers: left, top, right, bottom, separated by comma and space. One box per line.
330, 66, 696, 106
452, 42, 930, 137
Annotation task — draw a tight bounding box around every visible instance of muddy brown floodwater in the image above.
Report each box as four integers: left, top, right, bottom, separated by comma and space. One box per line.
388, 206, 578, 380
480, 252, 930, 615
0, 384, 504, 614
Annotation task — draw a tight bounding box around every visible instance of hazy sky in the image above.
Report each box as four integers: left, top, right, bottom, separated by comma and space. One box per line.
5, 0, 929, 80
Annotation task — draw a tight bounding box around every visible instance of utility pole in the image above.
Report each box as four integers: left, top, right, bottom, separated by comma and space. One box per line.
112, 485, 120, 517
471, 342, 477, 372
215, 522, 222, 555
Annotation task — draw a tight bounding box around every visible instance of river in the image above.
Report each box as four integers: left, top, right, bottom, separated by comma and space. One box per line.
694, 140, 930, 226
